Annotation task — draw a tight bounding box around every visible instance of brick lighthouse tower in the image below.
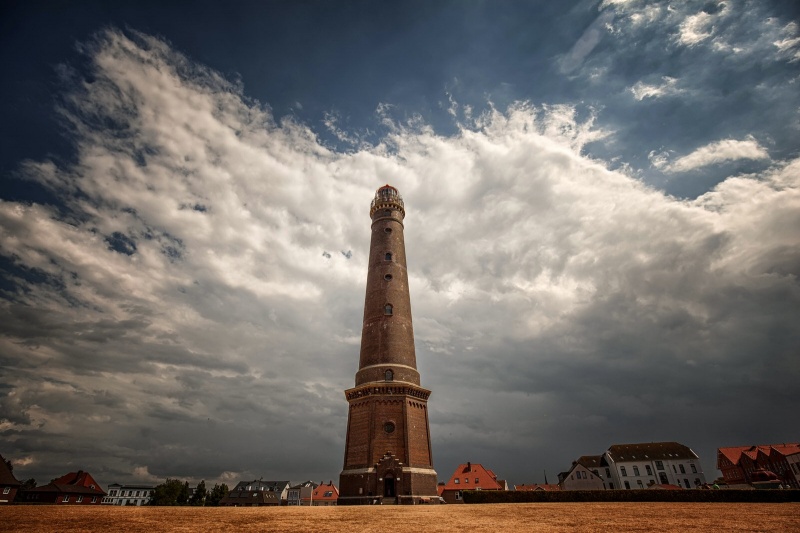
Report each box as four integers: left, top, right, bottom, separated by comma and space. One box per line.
338, 185, 438, 505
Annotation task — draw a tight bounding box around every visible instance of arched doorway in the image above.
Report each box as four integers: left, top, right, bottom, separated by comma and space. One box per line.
384, 474, 395, 497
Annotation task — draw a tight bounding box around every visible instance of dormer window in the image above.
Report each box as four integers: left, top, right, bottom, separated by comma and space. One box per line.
385, 252, 392, 261
384, 304, 393, 315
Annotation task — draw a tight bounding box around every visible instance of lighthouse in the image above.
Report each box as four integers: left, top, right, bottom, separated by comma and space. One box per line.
338, 185, 438, 505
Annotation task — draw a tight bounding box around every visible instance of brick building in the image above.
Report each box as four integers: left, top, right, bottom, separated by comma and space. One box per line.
0, 455, 21, 504
21, 470, 105, 504
717, 443, 800, 488
339, 185, 438, 505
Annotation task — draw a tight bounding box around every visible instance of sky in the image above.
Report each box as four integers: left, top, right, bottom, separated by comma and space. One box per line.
1, 0, 799, 489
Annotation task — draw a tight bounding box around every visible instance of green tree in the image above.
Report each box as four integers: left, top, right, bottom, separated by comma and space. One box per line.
150, 478, 186, 506
190, 480, 207, 506
178, 481, 190, 505
207, 483, 229, 506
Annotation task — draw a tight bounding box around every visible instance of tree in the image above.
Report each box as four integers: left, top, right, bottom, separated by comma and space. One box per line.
207, 483, 229, 506
150, 479, 186, 506
178, 481, 190, 505
189, 480, 207, 506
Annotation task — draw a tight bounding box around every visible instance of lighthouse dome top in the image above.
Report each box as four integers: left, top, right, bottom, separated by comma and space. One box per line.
370, 184, 405, 218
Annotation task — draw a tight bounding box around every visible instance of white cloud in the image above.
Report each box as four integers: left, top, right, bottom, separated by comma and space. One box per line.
665, 136, 770, 173
1, 29, 799, 486
629, 76, 683, 100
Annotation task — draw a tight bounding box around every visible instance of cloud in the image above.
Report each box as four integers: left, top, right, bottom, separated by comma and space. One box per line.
629, 76, 684, 100
663, 136, 770, 173
1, 28, 799, 487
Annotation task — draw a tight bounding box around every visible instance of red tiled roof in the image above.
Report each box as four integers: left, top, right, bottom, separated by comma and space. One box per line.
442, 463, 503, 491
0, 455, 20, 486
309, 481, 338, 503
29, 470, 105, 496
719, 443, 800, 467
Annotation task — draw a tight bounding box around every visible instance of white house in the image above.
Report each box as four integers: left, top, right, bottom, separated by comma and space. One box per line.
603, 442, 707, 489
102, 483, 155, 506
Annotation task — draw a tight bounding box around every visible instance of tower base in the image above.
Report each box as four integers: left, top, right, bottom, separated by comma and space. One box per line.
338, 452, 439, 505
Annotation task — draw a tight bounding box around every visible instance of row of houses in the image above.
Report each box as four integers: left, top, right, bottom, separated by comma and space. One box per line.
4, 441, 797, 506
436, 440, 800, 503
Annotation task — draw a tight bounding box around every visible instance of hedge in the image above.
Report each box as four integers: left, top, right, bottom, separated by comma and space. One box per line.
461, 489, 800, 504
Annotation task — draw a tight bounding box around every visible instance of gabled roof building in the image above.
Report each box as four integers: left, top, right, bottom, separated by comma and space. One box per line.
0, 455, 21, 504
717, 443, 800, 488
439, 462, 505, 504
21, 470, 106, 504
558, 458, 606, 491
310, 481, 339, 506
219, 480, 290, 507
287, 481, 317, 506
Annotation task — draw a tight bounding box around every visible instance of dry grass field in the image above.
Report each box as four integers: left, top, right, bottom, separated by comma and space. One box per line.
2, 503, 799, 532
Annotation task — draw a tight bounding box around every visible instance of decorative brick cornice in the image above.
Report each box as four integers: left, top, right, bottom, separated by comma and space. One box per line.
344, 383, 431, 401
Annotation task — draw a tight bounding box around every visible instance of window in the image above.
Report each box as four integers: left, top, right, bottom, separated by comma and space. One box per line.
385, 252, 392, 261
2, 487, 10, 494
324, 491, 333, 497
620, 466, 627, 477
672, 465, 677, 473
637, 480, 644, 489
691, 464, 697, 473
656, 461, 664, 471
384, 274, 392, 281
465, 478, 469, 483
384, 227, 392, 233
77, 496, 83, 503
633, 466, 640, 476
384, 304, 393, 315
605, 468, 611, 477
384, 210, 391, 216
455, 491, 461, 500
694, 478, 701, 486
645, 465, 652, 475
63, 496, 70, 503
609, 483, 614, 489
454, 478, 460, 484
624, 481, 630, 490
475, 478, 479, 483
679, 465, 685, 474
385, 369, 393, 381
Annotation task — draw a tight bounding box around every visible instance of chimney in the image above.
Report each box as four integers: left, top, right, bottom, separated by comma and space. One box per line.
467, 462, 471, 471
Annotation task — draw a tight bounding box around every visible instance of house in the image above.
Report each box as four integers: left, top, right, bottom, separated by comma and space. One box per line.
515, 483, 561, 491
287, 481, 317, 506
557, 458, 606, 491
439, 462, 505, 504
310, 481, 339, 506
21, 470, 106, 504
219, 480, 290, 507
102, 483, 155, 506
603, 442, 707, 490
718, 443, 800, 488
0, 455, 21, 504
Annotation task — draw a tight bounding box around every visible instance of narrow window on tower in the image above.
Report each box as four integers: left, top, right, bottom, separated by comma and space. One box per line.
384, 304, 393, 315
385, 369, 393, 381
384, 227, 392, 233
385, 252, 392, 261
384, 274, 393, 281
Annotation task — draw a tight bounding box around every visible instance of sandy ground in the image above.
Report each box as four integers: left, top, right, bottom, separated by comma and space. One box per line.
2, 502, 799, 532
